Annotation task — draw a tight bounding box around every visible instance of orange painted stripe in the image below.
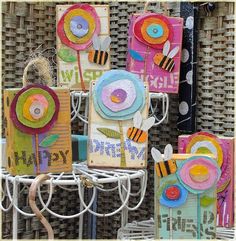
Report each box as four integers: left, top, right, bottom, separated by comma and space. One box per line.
159, 161, 167, 177
134, 129, 142, 142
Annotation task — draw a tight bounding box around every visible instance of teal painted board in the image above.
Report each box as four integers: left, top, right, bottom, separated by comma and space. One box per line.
71, 135, 88, 161
155, 164, 216, 239
153, 146, 220, 239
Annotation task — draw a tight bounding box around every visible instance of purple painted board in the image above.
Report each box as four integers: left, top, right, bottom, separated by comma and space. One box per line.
126, 14, 183, 93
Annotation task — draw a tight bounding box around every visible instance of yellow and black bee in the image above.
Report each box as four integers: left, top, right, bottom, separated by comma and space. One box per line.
127, 111, 155, 143
88, 35, 111, 66
151, 144, 177, 178
153, 40, 179, 72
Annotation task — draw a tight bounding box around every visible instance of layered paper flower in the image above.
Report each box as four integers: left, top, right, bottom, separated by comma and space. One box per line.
177, 156, 221, 194
93, 70, 146, 120
10, 84, 60, 135
133, 13, 173, 49
159, 183, 188, 208
184, 131, 231, 193
57, 3, 100, 51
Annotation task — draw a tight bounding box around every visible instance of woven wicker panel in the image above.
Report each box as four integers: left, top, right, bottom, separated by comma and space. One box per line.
1, 181, 90, 239
197, 2, 235, 137
1, 1, 234, 239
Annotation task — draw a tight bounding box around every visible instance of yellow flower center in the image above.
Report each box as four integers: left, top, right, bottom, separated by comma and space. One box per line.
189, 165, 209, 183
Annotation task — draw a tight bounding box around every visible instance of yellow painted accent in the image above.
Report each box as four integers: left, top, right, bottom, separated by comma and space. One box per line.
189, 165, 209, 182
64, 9, 96, 44
155, 164, 161, 177
186, 135, 223, 167
159, 161, 167, 177
168, 160, 177, 174
110, 95, 120, 103
130, 127, 138, 140
153, 53, 163, 66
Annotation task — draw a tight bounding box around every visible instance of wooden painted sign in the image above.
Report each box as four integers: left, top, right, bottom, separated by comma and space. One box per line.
178, 132, 234, 228
126, 13, 183, 93
4, 87, 72, 175
88, 70, 153, 169
177, 2, 198, 131
153, 145, 221, 239
56, 4, 110, 90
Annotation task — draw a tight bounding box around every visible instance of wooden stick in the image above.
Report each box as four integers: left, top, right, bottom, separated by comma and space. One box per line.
35, 134, 40, 175
118, 121, 126, 167
29, 174, 54, 240
77, 51, 86, 91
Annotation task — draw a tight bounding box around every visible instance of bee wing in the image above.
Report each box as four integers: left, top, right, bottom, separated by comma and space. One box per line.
101, 36, 111, 51
151, 147, 163, 163
164, 144, 173, 161
141, 117, 155, 131
168, 46, 179, 58
163, 40, 170, 56
92, 34, 100, 50
133, 111, 142, 128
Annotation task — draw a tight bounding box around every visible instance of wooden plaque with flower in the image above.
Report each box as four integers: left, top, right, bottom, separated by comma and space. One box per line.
178, 132, 235, 228
152, 146, 220, 239
87, 70, 152, 169
56, 4, 111, 90
4, 87, 72, 175
126, 13, 183, 93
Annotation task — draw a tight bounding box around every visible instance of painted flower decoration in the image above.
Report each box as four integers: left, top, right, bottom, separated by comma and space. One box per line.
133, 13, 173, 49
93, 70, 146, 120
10, 84, 60, 135
177, 156, 221, 194
159, 183, 188, 208
184, 131, 231, 194
57, 3, 100, 51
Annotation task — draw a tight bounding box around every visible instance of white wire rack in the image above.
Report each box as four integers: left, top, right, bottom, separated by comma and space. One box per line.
0, 162, 147, 239
117, 218, 235, 240
70, 91, 169, 128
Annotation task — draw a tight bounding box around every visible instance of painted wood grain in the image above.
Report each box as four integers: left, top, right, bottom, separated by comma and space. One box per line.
4, 88, 72, 175
87, 82, 149, 169
56, 5, 111, 90
126, 14, 183, 93
155, 155, 217, 239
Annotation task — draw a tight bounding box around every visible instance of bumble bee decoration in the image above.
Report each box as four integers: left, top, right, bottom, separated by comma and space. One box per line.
152, 144, 177, 178
153, 40, 180, 72
127, 111, 155, 143
88, 34, 111, 66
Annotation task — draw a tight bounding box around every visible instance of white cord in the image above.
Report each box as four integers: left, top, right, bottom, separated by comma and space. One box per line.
35, 172, 95, 219
151, 93, 169, 126
71, 91, 88, 124
78, 173, 131, 217
117, 170, 148, 211
5, 176, 53, 217
0, 175, 14, 212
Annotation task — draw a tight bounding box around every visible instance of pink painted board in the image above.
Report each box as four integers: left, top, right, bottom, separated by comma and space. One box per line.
126, 14, 183, 93
178, 135, 234, 227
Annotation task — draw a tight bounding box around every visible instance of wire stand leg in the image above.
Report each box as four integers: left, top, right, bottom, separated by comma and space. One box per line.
12, 179, 19, 240
79, 184, 85, 239
121, 180, 128, 227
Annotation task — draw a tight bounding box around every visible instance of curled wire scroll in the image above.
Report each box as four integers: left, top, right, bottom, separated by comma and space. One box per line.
0, 167, 147, 219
